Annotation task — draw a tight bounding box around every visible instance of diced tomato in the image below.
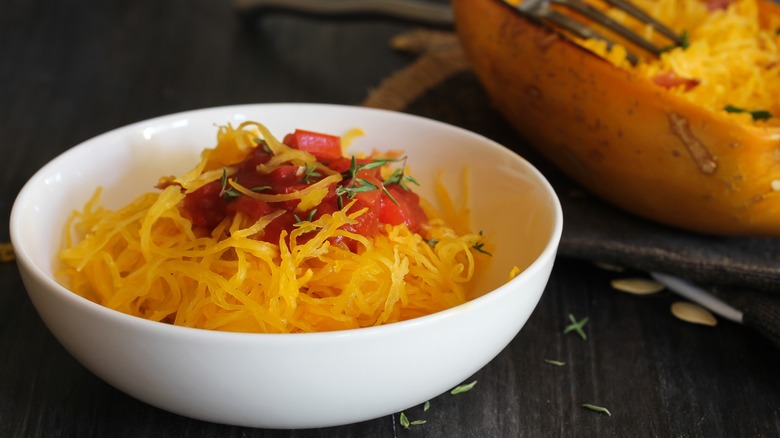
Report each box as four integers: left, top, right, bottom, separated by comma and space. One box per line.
652, 72, 700, 91
179, 128, 429, 250
284, 129, 342, 163
181, 181, 227, 230
706, 0, 731, 10
240, 146, 274, 169
260, 211, 297, 244
268, 165, 301, 186
345, 176, 383, 238
226, 196, 273, 223
379, 185, 427, 233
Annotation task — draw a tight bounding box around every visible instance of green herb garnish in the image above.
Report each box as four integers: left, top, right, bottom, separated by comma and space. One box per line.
544, 359, 566, 366
301, 163, 322, 184
219, 168, 241, 199
472, 230, 492, 256
293, 209, 318, 224
254, 137, 272, 153
679, 29, 690, 49
381, 156, 418, 192
661, 29, 690, 53
724, 105, 772, 121
399, 412, 426, 429
450, 380, 477, 394
423, 401, 430, 412
564, 314, 589, 340
335, 156, 383, 207
582, 403, 612, 416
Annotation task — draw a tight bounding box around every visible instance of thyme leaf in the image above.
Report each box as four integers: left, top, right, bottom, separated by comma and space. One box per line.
582, 403, 612, 416
293, 209, 318, 224
724, 105, 772, 121
564, 314, 589, 340
398, 411, 426, 428
399, 412, 410, 428
679, 29, 690, 49
335, 178, 378, 199
301, 163, 321, 184
472, 242, 492, 256
254, 137, 271, 153
450, 380, 477, 394
219, 168, 242, 199
472, 230, 492, 256
544, 359, 566, 366
381, 185, 399, 206
661, 29, 690, 53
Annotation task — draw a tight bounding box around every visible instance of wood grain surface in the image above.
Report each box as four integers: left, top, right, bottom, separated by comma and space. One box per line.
1, 1, 779, 437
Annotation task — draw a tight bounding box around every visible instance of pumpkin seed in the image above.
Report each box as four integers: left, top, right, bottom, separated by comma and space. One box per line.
594, 262, 625, 272
610, 278, 665, 295
671, 301, 718, 326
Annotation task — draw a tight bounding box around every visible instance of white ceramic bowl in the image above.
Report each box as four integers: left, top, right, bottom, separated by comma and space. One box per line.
10, 104, 562, 429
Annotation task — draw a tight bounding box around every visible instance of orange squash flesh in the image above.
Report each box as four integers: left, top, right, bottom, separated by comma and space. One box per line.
452, 0, 780, 236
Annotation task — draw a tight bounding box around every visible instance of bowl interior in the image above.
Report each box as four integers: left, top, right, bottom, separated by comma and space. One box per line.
10, 103, 562, 428
13, 103, 560, 302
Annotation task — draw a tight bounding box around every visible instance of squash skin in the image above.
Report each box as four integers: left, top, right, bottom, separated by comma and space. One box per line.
452, 0, 780, 236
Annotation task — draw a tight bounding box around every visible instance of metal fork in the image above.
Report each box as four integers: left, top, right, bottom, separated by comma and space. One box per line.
514, 0, 683, 64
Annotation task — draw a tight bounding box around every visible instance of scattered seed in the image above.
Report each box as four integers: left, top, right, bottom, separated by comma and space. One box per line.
594, 262, 625, 272
544, 359, 566, 366
0, 243, 14, 262
611, 278, 665, 295
671, 301, 718, 326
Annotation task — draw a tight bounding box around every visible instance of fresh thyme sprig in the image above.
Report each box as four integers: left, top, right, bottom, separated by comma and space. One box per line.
293, 209, 318, 224
220, 168, 241, 199
582, 403, 612, 416
399, 412, 426, 429
564, 314, 589, 340
724, 104, 772, 121
472, 230, 492, 256
661, 29, 690, 53
220, 168, 271, 200
450, 380, 477, 395
301, 163, 322, 184
336, 156, 387, 208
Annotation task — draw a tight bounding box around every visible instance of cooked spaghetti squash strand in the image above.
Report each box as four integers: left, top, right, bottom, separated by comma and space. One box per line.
572, 0, 780, 125
59, 121, 489, 333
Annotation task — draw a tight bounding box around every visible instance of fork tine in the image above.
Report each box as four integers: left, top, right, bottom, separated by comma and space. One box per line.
603, 0, 681, 44
536, 7, 640, 64
513, 0, 681, 62
552, 0, 666, 56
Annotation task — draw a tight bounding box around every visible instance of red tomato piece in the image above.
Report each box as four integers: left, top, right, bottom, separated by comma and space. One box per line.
285, 129, 342, 163
379, 185, 427, 233
652, 72, 700, 91
268, 165, 302, 187
346, 177, 383, 238
226, 196, 273, 223
181, 181, 227, 230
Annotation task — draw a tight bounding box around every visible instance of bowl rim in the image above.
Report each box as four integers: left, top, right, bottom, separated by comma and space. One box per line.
10, 103, 563, 341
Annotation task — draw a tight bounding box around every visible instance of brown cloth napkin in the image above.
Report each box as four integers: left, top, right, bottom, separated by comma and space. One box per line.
363, 30, 780, 347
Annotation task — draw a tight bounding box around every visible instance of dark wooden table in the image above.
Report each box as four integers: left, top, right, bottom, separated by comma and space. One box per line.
2, 1, 779, 437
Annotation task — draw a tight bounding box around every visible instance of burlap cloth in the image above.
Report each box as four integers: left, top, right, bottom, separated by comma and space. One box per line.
362, 30, 780, 347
